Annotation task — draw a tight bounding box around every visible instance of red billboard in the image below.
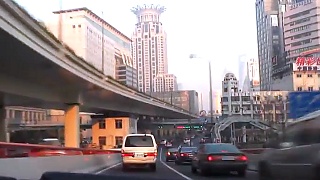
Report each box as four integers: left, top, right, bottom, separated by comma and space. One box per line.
293, 57, 320, 72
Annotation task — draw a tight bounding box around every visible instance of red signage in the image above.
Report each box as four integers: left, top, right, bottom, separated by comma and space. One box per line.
294, 57, 320, 71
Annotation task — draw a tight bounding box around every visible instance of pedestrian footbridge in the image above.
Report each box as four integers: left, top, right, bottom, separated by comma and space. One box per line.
212, 116, 275, 140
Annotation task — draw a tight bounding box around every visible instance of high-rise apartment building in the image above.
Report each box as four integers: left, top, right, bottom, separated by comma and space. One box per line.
154, 74, 178, 92
255, 0, 285, 90
131, 5, 168, 92
46, 8, 132, 78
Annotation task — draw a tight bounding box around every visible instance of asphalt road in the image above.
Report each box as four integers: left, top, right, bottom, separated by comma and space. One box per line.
99, 146, 259, 180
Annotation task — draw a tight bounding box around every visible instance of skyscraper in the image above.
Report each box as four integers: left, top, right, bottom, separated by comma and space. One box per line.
131, 5, 168, 93
238, 55, 247, 89
255, 0, 284, 90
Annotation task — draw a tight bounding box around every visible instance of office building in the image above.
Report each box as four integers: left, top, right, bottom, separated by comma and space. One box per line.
280, 0, 320, 91
255, 0, 285, 90
131, 5, 169, 92
46, 8, 132, 78
221, 73, 289, 123
154, 74, 178, 92
150, 90, 199, 115
115, 51, 138, 89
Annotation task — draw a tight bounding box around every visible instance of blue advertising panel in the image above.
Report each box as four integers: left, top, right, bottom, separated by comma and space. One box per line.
289, 91, 320, 119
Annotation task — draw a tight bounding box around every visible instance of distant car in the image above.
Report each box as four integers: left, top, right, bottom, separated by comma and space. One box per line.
165, 141, 173, 148
183, 138, 191, 144
191, 143, 247, 177
121, 134, 157, 171
38, 138, 62, 146
166, 148, 178, 162
200, 137, 213, 144
175, 146, 197, 165
160, 139, 167, 145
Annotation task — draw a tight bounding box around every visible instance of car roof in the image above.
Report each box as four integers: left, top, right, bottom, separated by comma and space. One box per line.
125, 133, 153, 137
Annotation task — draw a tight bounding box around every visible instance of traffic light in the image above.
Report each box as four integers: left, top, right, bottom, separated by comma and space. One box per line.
175, 125, 202, 129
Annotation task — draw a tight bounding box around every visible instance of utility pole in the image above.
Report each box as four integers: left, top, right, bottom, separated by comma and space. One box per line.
58, 0, 63, 41
101, 11, 105, 75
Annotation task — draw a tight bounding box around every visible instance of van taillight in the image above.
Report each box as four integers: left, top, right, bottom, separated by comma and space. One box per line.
145, 152, 157, 156
121, 150, 134, 157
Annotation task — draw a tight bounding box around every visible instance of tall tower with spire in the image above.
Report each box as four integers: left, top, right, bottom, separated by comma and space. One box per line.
131, 5, 168, 93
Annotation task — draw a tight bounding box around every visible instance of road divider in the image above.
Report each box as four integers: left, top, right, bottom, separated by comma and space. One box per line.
0, 142, 121, 179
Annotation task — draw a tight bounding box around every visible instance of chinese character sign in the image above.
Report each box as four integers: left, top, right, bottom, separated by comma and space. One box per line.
293, 57, 320, 72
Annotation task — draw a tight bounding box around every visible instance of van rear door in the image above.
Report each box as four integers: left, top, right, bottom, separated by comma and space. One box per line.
122, 135, 157, 158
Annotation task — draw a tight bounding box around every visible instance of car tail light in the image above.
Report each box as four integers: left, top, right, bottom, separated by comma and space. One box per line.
180, 153, 188, 157
207, 155, 222, 161
167, 152, 171, 155
145, 152, 157, 156
236, 155, 248, 161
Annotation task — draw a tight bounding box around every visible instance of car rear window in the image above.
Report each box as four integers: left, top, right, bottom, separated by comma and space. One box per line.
205, 144, 240, 153
124, 136, 154, 147
181, 147, 197, 152
168, 148, 178, 152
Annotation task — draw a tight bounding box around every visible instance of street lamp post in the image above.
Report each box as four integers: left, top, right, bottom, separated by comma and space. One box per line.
189, 54, 213, 124
170, 87, 173, 104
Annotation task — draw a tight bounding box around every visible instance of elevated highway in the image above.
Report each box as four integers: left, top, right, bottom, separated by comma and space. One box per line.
0, 0, 196, 119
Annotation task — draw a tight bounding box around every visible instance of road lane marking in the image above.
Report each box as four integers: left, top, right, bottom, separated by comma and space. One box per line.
95, 162, 121, 174
159, 148, 193, 180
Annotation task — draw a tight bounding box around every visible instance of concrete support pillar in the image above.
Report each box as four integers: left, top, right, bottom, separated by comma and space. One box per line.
0, 107, 9, 142
64, 104, 80, 148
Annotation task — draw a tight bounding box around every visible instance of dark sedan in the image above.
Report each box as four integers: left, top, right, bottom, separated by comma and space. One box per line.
175, 146, 197, 165
166, 148, 178, 162
191, 143, 247, 177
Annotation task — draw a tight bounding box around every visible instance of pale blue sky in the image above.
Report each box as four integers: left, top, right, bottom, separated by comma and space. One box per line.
15, 0, 258, 110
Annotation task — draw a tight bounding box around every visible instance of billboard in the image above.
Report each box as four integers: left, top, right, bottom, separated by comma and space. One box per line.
293, 57, 320, 72
289, 91, 320, 119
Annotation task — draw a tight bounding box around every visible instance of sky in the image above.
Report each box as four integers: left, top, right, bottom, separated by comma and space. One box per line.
14, 0, 258, 111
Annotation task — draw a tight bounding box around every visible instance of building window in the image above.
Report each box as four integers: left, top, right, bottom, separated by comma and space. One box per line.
98, 120, 106, 129
307, 74, 313, 77
296, 74, 302, 78
98, 136, 106, 146
297, 87, 303, 91
308, 87, 313, 91
115, 119, 122, 129
115, 136, 123, 146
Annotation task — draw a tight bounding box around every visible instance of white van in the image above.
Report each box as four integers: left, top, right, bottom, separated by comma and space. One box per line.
121, 134, 157, 171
